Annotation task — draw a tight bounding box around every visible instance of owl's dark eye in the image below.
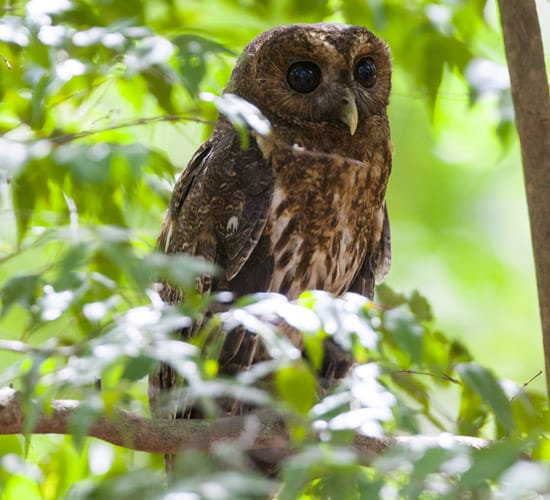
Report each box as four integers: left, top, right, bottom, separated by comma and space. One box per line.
286, 61, 322, 93
354, 57, 377, 88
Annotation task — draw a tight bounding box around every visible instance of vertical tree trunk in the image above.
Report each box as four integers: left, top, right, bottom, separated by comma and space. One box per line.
498, 0, 550, 398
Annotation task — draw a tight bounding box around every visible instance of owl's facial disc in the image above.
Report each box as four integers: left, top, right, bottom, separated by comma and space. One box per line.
340, 94, 358, 135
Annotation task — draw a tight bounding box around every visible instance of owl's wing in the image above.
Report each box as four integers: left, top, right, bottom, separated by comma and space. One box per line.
150, 125, 273, 420
349, 202, 391, 298
158, 124, 273, 300
373, 202, 392, 284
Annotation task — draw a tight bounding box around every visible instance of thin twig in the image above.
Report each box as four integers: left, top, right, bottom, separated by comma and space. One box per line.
1, 55, 12, 69
393, 369, 461, 385
510, 370, 543, 401
0, 339, 75, 357
50, 114, 216, 145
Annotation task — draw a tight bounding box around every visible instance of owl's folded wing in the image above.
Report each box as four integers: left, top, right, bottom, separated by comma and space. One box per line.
157, 122, 273, 298
349, 202, 391, 299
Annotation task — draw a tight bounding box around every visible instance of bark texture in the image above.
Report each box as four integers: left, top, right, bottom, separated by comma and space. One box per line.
0, 387, 487, 459
498, 0, 550, 398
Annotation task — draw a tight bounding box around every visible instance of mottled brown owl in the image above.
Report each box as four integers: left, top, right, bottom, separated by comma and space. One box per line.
149, 21, 392, 428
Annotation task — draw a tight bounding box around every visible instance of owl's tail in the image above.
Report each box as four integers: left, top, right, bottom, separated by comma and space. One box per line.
164, 454, 175, 482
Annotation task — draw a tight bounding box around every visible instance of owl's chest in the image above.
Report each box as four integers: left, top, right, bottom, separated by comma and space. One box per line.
265, 155, 382, 299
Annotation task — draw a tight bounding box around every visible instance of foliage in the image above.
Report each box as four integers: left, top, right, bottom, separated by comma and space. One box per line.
0, 0, 548, 498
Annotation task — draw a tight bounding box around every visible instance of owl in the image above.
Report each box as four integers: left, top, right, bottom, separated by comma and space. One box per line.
149, 21, 392, 434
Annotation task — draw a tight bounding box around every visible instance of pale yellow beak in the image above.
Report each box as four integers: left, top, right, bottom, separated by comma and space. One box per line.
340, 98, 358, 136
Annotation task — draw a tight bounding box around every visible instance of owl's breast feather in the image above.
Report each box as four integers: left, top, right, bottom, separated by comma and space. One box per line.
260, 138, 388, 299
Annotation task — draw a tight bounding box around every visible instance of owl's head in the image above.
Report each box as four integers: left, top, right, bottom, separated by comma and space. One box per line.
225, 23, 391, 138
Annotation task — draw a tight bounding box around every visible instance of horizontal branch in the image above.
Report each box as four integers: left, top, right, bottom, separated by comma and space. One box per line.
0, 387, 488, 459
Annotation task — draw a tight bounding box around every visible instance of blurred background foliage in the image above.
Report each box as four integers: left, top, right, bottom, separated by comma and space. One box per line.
0, 0, 549, 498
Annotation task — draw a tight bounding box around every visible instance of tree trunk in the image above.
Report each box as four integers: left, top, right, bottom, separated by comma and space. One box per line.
498, 0, 550, 398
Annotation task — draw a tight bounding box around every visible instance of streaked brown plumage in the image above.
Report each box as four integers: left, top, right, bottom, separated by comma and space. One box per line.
149, 22, 392, 469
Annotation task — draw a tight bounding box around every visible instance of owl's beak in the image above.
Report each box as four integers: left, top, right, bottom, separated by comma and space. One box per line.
340, 98, 358, 135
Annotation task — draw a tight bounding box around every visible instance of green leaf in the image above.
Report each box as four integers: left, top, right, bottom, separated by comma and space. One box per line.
496, 119, 515, 148
142, 66, 176, 113
11, 168, 37, 244
510, 389, 550, 435
457, 363, 514, 435
68, 401, 102, 451
53, 243, 92, 291
422, 330, 450, 371
0, 274, 41, 316
30, 73, 50, 130
54, 144, 112, 185
302, 331, 325, 371
458, 382, 487, 436
310, 466, 373, 500
383, 309, 424, 365
391, 371, 430, 407
449, 340, 473, 365
172, 34, 234, 97
121, 355, 155, 382
375, 283, 407, 308
408, 290, 433, 322
534, 436, 550, 461
275, 364, 317, 415
1, 469, 43, 497
144, 252, 220, 290
172, 34, 234, 57
391, 403, 420, 434
404, 447, 455, 497
459, 440, 523, 489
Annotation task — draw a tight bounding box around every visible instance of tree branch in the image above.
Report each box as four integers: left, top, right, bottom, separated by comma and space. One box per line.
0, 387, 488, 460
498, 0, 550, 398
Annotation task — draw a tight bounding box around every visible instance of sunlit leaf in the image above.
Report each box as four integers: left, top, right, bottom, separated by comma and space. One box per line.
275, 364, 318, 415
302, 331, 324, 371
201, 92, 271, 142
496, 460, 550, 498
124, 36, 174, 76
0, 139, 30, 176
